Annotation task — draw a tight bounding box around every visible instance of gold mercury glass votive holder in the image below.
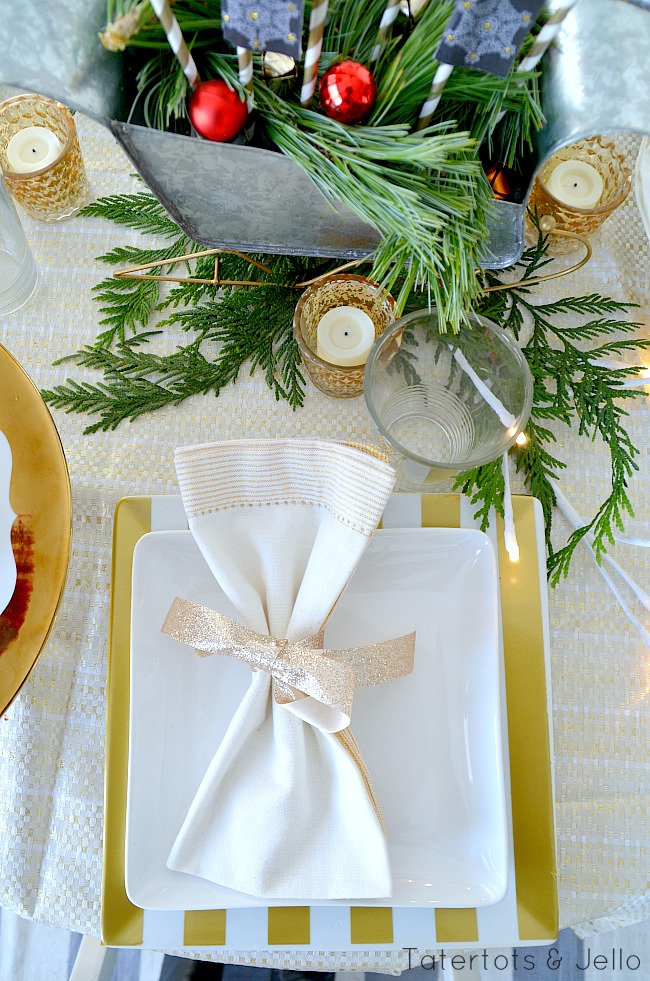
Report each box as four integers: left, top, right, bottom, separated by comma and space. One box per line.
293, 273, 396, 398
526, 136, 632, 255
0, 94, 90, 222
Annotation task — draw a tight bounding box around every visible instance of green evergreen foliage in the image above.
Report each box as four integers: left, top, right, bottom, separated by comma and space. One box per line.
41, 192, 649, 583
99, 0, 544, 330
461, 234, 650, 584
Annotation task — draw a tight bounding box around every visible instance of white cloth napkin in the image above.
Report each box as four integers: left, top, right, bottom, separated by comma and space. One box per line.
166, 438, 397, 900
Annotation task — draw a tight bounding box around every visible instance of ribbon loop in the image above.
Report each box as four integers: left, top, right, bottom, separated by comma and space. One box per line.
162, 596, 415, 733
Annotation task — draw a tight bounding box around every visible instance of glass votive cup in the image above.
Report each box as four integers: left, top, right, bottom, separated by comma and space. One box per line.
364, 308, 533, 491
293, 273, 395, 398
0, 175, 37, 316
0, 94, 90, 222
526, 136, 632, 254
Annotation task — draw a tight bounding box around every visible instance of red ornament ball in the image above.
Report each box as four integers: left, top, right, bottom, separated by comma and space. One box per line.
319, 60, 377, 125
188, 79, 249, 142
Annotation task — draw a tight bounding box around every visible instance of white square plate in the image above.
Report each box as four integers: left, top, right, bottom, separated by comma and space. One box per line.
126, 527, 508, 910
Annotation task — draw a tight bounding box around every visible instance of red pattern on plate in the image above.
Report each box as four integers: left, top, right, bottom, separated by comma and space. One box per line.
0, 517, 34, 653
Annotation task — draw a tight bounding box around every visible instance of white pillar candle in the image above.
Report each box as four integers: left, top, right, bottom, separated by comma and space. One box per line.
316, 306, 375, 367
546, 159, 604, 209
5, 126, 63, 174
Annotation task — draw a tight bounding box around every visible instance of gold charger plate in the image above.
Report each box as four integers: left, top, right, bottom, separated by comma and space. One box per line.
102, 493, 557, 953
0, 343, 71, 714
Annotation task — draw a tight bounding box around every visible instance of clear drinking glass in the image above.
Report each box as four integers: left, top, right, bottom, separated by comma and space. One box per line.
0, 93, 89, 222
364, 309, 533, 491
0, 174, 37, 315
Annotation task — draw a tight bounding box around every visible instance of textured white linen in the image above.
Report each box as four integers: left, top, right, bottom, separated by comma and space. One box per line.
166, 438, 396, 899
0, 105, 648, 963
634, 137, 650, 245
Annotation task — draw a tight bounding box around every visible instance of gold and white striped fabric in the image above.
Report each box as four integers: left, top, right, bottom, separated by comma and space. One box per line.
174, 439, 395, 536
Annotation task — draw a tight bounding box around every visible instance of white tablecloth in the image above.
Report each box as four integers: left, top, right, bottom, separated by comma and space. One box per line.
0, 103, 648, 970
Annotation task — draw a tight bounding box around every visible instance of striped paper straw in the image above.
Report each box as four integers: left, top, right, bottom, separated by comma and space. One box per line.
237, 45, 255, 142
237, 46, 254, 94
517, 0, 581, 73
493, 0, 580, 125
370, 0, 402, 63
300, 0, 329, 106
150, 0, 200, 90
415, 62, 453, 130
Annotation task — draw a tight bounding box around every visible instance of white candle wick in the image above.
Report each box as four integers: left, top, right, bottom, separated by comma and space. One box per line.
5, 126, 63, 174
501, 452, 519, 563
316, 305, 375, 367
546, 159, 604, 210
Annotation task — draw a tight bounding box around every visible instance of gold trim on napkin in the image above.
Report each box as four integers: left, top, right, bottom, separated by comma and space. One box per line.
173, 439, 396, 536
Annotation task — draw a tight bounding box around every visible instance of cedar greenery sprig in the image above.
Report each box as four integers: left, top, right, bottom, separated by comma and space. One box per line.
43, 193, 333, 427
456, 233, 650, 584
47, 283, 306, 433
41, 192, 650, 584
80, 192, 196, 344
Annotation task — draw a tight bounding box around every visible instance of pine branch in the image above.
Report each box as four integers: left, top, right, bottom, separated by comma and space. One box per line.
325, 0, 397, 67
256, 83, 490, 327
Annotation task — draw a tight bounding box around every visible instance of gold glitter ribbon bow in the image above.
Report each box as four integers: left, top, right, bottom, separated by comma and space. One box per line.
162, 596, 416, 733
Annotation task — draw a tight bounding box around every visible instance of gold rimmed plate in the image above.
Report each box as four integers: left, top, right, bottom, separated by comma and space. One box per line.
0, 343, 71, 714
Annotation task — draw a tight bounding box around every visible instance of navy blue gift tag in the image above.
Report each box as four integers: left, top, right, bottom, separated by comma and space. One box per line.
435, 0, 544, 77
221, 0, 305, 57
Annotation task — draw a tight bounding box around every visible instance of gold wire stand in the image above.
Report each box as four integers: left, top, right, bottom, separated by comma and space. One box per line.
112, 249, 372, 289
112, 248, 278, 287
483, 221, 592, 294
112, 221, 591, 293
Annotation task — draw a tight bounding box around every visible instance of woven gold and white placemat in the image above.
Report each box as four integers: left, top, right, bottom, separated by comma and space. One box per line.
0, 97, 648, 966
